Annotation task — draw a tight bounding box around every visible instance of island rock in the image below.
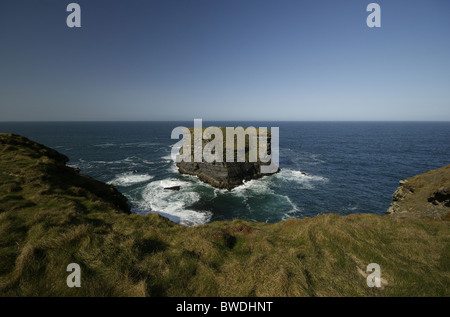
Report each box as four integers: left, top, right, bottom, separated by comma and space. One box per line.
175, 127, 279, 190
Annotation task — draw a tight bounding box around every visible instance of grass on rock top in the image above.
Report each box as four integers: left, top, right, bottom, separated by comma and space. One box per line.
179, 127, 273, 162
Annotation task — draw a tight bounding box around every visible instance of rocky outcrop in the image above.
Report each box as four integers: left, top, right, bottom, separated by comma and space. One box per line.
164, 185, 181, 191
0, 133, 131, 214
177, 161, 277, 190
387, 165, 450, 220
176, 127, 279, 190
387, 180, 415, 214
428, 187, 450, 207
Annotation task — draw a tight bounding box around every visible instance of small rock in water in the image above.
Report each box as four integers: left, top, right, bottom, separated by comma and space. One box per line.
164, 185, 181, 191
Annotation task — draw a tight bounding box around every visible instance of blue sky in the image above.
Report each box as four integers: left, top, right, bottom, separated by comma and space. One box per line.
1, 0, 449, 121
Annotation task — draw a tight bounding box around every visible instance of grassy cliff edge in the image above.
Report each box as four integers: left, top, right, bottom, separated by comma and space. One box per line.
0, 133, 448, 296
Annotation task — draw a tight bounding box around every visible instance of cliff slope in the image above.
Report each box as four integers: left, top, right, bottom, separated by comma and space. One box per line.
387, 164, 450, 220
0, 133, 448, 296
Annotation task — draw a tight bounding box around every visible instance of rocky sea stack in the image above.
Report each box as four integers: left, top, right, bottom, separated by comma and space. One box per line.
176, 127, 280, 190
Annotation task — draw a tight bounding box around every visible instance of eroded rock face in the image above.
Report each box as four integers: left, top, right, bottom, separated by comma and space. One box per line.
387, 165, 450, 220
427, 187, 450, 207
177, 161, 278, 190
387, 180, 416, 213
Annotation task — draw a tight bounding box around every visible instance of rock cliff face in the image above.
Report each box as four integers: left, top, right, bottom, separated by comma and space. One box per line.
387, 165, 450, 220
176, 127, 279, 190
177, 161, 276, 190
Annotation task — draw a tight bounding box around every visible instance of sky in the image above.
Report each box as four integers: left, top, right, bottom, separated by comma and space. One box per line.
0, 0, 449, 121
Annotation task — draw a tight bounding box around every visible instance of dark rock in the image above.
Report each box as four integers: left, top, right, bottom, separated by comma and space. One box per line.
387, 165, 450, 219
164, 185, 181, 191
428, 187, 450, 206
176, 161, 278, 190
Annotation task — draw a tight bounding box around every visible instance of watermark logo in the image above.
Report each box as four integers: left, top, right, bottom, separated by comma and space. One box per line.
66, 263, 81, 288
366, 3, 381, 28
171, 119, 279, 174
66, 3, 81, 28
366, 263, 381, 288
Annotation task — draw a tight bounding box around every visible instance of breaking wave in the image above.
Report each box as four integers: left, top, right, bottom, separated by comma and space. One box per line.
276, 168, 328, 186
107, 172, 154, 187
139, 178, 212, 226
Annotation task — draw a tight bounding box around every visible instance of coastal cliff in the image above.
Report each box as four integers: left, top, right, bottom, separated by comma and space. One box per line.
176, 127, 279, 190
387, 165, 450, 220
0, 133, 130, 215
0, 133, 448, 297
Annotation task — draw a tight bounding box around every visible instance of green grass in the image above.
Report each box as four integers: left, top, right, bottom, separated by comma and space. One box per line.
388, 165, 450, 218
0, 133, 449, 296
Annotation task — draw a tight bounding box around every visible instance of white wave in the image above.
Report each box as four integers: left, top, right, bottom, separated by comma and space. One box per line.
167, 163, 179, 174
107, 172, 154, 187
231, 178, 274, 196
91, 160, 123, 165
276, 169, 328, 183
161, 154, 172, 161
120, 142, 161, 148
282, 194, 300, 214
137, 142, 162, 148
140, 179, 212, 226
93, 143, 115, 148
230, 179, 300, 217
91, 157, 147, 166
310, 154, 326, 164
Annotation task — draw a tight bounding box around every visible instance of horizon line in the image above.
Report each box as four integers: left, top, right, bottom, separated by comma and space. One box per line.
1, 120, 450, 123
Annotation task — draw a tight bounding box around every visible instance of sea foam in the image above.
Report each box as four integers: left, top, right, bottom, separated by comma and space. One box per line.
108, 172, 154, 187
140, 178, 212, 226
276, 169, 328, 184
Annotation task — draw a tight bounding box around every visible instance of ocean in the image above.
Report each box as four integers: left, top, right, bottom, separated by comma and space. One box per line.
1, 121, 449, 226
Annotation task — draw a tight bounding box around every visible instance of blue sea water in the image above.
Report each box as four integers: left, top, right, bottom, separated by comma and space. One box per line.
1, 121, 449, 226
